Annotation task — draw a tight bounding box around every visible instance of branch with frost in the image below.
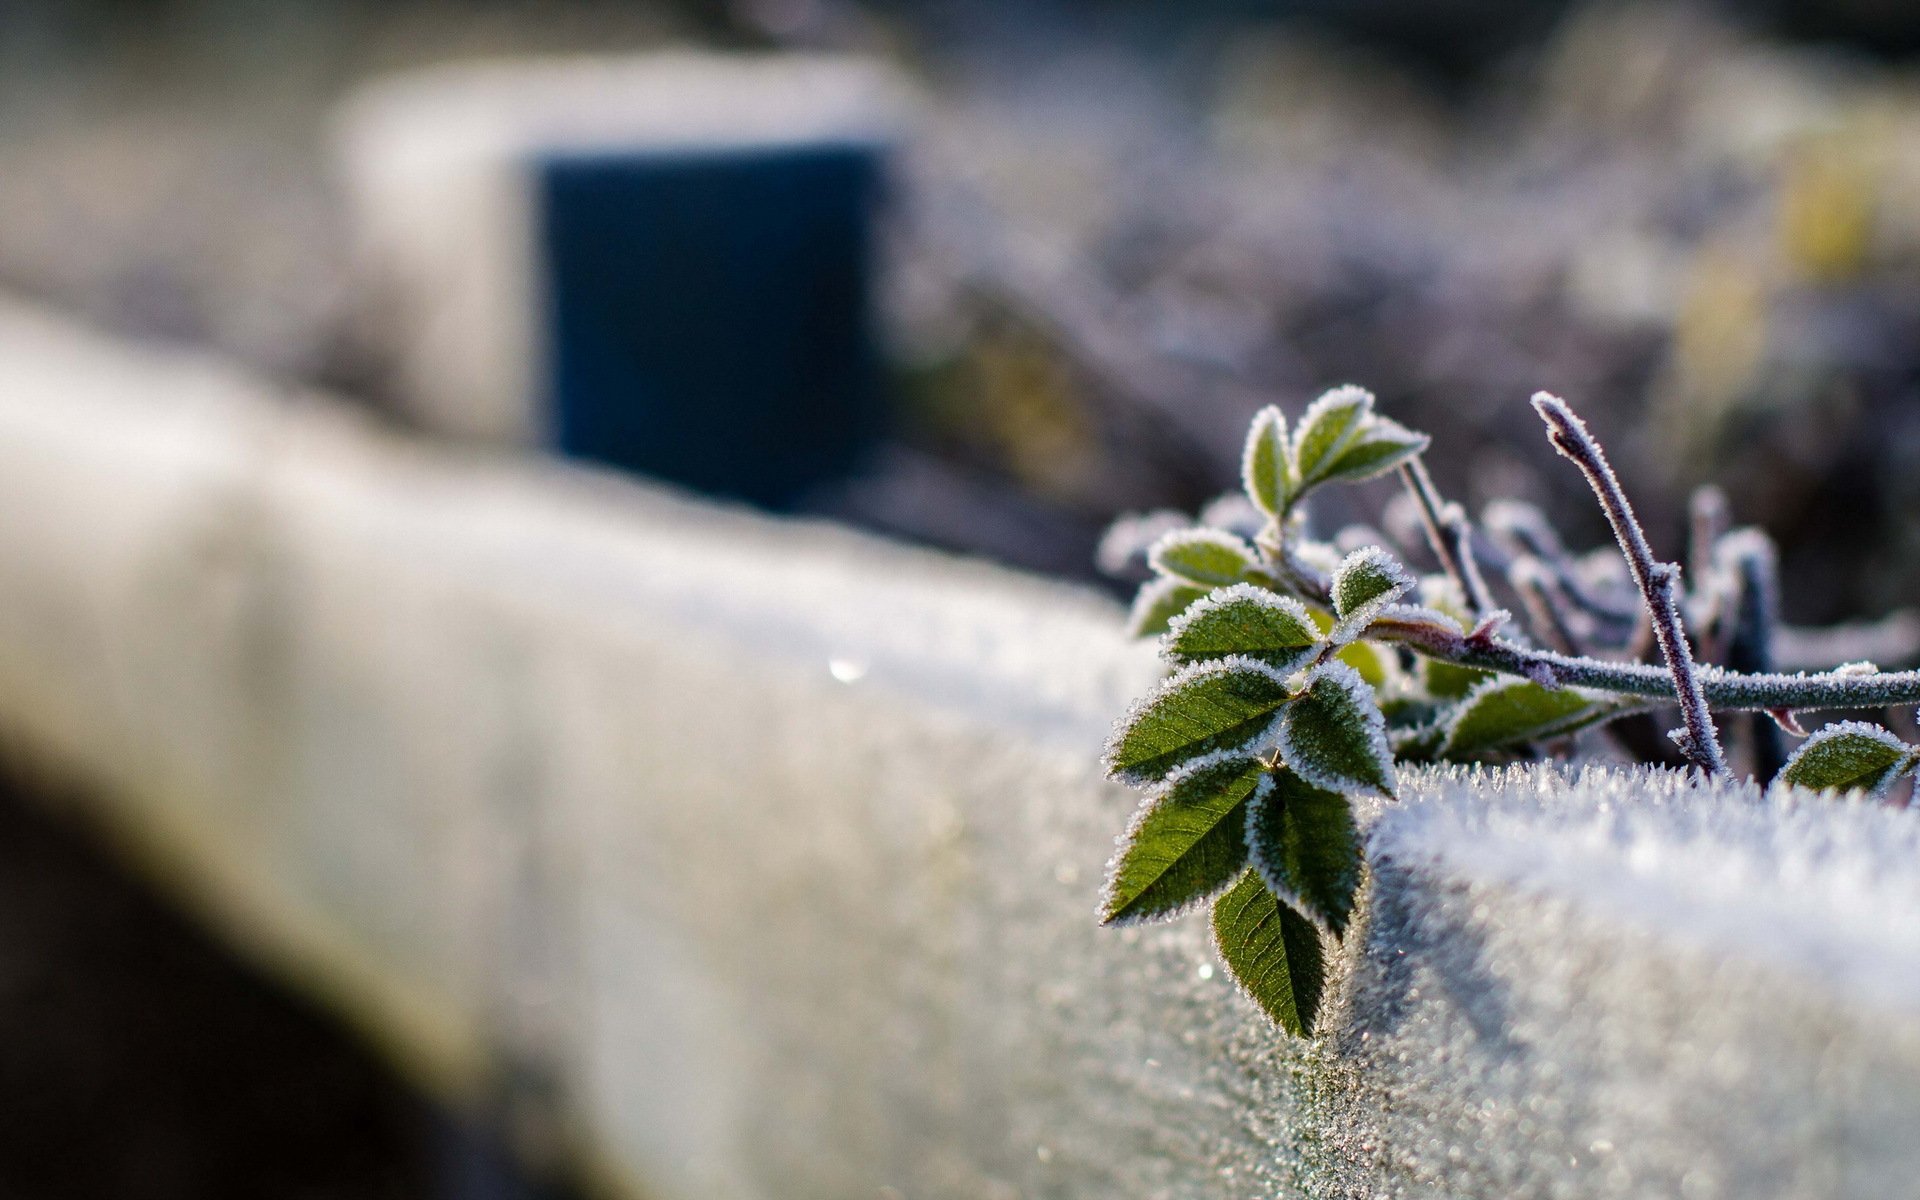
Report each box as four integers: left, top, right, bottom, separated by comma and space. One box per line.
1529, 394, 1726, 777
1097, 384, 1920, 1040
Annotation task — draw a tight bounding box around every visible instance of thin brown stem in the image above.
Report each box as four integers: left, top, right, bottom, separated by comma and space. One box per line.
1530, 394, 1727, 777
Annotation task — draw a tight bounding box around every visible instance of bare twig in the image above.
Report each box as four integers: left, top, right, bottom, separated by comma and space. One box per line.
1398, 458, 1498, 619
1510, 556, 1583, 655
1530, 394, 1727, 777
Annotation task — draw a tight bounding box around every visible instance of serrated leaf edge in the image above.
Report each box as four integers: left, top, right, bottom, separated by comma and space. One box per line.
1099, 758, 1270, 927
1438, 676, 1627, 758
1102, 655, 1294, 786
1277, 659, 1397, 798
1245, 775, 1362, 939
1779, 720, 1920, 798
1163, 582, 1323, 664
1292, 385, 1375, 484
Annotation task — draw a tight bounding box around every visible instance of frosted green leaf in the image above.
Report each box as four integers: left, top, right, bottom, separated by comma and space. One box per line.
1779, 721, 1918, 797
1318, 416, 1429, 485
1165, 583, 1321, 669
1105, 658, 1293, 786
1247, 768, 1363, 938
1330, 546, 1414, 641
1127, 577, 1208, 638
1241, 405, 1293, 517
1291, 385, 1374, 487
1441, 678, 1629, 758
1148, 529, 1259, 589
1101, 756, 1266, 926
1422, 657, 1491, 700
1278, 661, 1396, 798
1211, 870, 1326, 1037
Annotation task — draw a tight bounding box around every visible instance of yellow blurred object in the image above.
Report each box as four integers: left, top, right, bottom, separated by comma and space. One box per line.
968, 329, 1100, 501
1778, 131, 1879, 283
1655, 243, 1770, 470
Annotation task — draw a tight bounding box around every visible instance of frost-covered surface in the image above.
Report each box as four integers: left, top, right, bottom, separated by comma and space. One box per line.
3, 298, 1920, 1196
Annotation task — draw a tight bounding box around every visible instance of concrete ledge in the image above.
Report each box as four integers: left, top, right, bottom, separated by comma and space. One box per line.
1, 298, 1918, 1197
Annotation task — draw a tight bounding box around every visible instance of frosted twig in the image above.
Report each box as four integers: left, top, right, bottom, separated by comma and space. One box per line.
1530, 394, 1726, 777
1398, 458, 1497, 619
1482, 500, 1639, 629
1510, 556, 1583, 655
1368, 611, 1920, 711
1718, 529, 1787, 780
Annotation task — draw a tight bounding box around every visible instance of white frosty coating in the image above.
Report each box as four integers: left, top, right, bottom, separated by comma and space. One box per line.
1439, 675, 1624, 758
1145, 527, 1259, 590
1101, 654, 1294, 786
1161, 582, 1318, 663
1276, 660, 1396, 799
1777, 719, 1916, 798
1240, 404, 1291, 517
1099, 759, 1272, 928
1243, 777, 1355, 938
11, 299, 1920, 1196
1329, 546, 1414, 644
332, 53, 915, 446
1291, 385, 1374, 478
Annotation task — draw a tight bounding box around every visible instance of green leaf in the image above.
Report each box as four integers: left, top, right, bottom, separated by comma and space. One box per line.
1317, 416, 1429, 485
1779, 721, 1918, 796
1211, 870, 1327, 1037
1278, 661, 1396, 798
1291, 385, 1374, 487
1148, 530, 1259, 589
1247, 768, 1363, 938
1241, 405, 1293, 517
1421, 657, 1491, 700
1105, 658, 1293, 786
1127, 577, 1208, 638
1440, 677, 1628, 758
1165, 584, 1321, 669
1335, 640, 1394, 689
1102, 755, 1266, 925
1330, 546, 1414, 641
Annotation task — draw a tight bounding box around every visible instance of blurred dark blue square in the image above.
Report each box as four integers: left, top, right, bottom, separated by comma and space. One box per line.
538, 144, 885, 509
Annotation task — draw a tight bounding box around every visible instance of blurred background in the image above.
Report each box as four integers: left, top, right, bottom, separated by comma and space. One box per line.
7, 0, 1920, 1194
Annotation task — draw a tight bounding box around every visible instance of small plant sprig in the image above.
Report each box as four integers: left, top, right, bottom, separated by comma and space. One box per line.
1099, 386, 1920, 1035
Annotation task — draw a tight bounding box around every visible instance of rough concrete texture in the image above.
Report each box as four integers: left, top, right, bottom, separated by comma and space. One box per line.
0, 298, 1916, 1197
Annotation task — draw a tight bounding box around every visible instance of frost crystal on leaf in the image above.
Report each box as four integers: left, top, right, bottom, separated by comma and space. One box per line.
1246, 768, 1363, 938
1165, 583, 1321, 669
1101, 757, 1268, 926
1211, 870, 1326, 1037
1441, 678, 1628, 758
1104, 656, 1294, 786
1778, 721, 1918, 798
1278, 661, 1397, 798
1318, 415, 1429, 485
1148, 529, 1260, 590
1331, 546, 1415, 642
1291, 385, 1375, 487
1241, 405, 1292, 518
